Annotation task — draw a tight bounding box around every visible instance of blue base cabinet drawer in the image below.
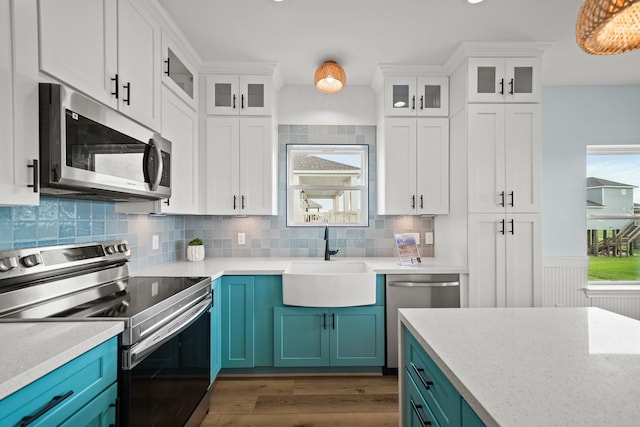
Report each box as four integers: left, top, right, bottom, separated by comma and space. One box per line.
405, 331, 460, 427
403, 328, 486, 427
405, 369, 440, 427
0, 336, 118, 427
59, 382, 117, 427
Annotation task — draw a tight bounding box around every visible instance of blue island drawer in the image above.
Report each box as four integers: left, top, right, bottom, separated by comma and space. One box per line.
405, 367, 441, 427
405, 330, 460, 427
0, 336, 118, 427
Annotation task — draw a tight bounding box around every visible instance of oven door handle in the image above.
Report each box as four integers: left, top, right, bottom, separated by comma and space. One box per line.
124, 296, 211, 369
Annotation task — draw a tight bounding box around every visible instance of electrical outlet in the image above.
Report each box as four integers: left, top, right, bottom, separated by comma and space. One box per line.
238, 233, 246, 245
152, 235, 159, 250
425, 232, 434, 245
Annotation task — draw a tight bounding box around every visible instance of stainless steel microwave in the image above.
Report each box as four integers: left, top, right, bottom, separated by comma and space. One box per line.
39, 83, 171, 201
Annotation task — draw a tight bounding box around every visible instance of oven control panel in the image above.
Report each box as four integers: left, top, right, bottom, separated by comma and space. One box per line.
0, 240, 131, 279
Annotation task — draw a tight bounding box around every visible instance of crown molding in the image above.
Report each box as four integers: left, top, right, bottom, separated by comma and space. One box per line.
444, 41, 554, 74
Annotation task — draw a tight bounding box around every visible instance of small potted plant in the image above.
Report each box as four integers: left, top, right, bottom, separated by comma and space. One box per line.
186, 237, 205, 262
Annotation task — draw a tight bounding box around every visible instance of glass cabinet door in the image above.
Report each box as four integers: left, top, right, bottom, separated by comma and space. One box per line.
468, 58, 504, 103
161, 32, 198, 110
239, 75, 272, 116
416, 77, 448, 117
384, 77, 417, 116
505, 57, 540, 103
206, 75, 240, 115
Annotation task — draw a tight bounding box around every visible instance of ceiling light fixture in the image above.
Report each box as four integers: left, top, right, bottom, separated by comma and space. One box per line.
314, 60, 346, 93
467, 0, 484, 4
576, 0, 640, 54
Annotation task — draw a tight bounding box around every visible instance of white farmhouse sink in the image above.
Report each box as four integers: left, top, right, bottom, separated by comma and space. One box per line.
282, 260, 376, 307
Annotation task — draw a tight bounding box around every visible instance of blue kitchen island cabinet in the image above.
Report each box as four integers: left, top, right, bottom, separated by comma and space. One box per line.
210, 277, 222, 382
274, 306, 385, 367
0, 336, 118, 427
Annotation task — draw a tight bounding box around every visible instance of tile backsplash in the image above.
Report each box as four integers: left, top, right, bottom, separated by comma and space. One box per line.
0, 197, 185, 272
185, 125, 436, 258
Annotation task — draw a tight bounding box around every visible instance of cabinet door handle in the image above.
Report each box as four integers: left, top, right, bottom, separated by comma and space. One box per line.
411, 362, 434, 390
411, 195, 416, 209
165, 57, 170, 76
509, 191, 514, 207
123, 82, 131, 105
410, 399, 432, 427
499, 78, 504, 95
27, 159, 38, 193
332, 312, 335, 330
241, 94, 245, 109
508, 78, 514, 95
510, 218, 515, 235
411, 95, 416, 111
19, 390, 74, 426
233, 195, 237, 210
499, 191, 505, 207
420, 195, 424, 209
111, 74, 119, 99
241, 195, 246, 210
232, 94, 237, 109
420, 95, 424, 110
500, 219, 505, 235
164, 198, 170, 206
323, 313, 327, 330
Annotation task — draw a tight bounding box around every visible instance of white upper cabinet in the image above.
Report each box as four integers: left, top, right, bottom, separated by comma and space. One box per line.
161, 30, 197, 110
38, 0, 161, 131
467, 57, 540, 103
384, 76, 448, 117
1, 0, 39, 206
206, 75, 273, 116
205, 117, 277, 215
377, 117, 449, 215
467, 103, 541, 214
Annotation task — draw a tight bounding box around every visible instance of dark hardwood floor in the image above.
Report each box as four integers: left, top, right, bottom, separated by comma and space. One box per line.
199, 375, 399, 427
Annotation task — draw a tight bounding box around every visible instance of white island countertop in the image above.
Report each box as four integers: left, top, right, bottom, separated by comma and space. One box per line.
137, 256, 467, 278
400, 307, 640, 427
0, 321, 123, 400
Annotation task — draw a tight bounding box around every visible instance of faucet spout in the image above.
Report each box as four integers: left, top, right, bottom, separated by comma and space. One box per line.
323, 224, 338, 261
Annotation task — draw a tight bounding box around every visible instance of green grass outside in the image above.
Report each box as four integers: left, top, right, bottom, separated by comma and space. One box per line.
588, 255, 640, 281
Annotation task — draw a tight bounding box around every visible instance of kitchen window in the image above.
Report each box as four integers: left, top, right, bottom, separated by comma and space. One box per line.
286, 144, 368, 227
586, 145, 640, 285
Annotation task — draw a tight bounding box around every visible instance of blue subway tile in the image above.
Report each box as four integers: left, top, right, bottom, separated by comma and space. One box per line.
38, 198, 59, 220
59, 200, 77, 220
37, 221, 58, 240
14, 221, 37, 241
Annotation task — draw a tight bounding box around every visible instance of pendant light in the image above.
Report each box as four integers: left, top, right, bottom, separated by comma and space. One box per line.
576, 0, 640, 54
314, 60, 346, 93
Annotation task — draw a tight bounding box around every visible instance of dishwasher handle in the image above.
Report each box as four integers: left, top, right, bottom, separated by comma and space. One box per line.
387, 281, 459, 288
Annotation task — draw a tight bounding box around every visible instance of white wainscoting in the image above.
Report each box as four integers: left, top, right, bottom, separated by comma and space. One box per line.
542, 257, 640, 320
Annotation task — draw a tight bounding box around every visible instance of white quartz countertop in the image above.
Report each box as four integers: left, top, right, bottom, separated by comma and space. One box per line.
0, 321, 124, 400
399, 307, 640, 427
136, 256, 467, 278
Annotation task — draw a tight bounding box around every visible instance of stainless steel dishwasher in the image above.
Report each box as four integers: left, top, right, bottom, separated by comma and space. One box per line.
386, 274, 460, 369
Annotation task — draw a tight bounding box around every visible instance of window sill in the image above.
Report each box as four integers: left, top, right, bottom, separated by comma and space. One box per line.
583, 283, 640, 298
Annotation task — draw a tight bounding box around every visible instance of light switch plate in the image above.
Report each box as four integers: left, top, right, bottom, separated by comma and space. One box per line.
425, 232, 434, 245
238, 233, 246, 245
152, 235, 159, 250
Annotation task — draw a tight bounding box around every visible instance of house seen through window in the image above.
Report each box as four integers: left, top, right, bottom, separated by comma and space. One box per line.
586, 146, 640, 282
287, 145, 368, 227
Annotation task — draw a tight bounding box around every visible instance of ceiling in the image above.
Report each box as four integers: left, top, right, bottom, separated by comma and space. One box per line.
159, 0, 640, 87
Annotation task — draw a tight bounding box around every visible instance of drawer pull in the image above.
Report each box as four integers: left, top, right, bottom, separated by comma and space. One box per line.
411, 362, 434, 390
19, 390, 74, 426
410, 399, 432, 426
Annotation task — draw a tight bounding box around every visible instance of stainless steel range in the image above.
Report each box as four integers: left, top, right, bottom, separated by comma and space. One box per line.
0, 240, 212, 427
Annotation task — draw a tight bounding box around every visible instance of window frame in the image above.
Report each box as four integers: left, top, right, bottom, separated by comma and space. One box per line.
286, 144, 369, 227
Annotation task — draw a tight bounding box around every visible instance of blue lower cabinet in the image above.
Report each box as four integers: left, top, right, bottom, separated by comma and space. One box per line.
274, 307, 330, 367
403, 327, 486, 427
210, 277, 222, 382
461, 399, 486, 427
0, 337, 118, 427
59, 382, 117, 427
274, 306, 384, 367
221, 276, 255, 368
404, 370, 440, 427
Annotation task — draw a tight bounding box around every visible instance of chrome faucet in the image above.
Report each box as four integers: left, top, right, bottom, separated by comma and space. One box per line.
324, 224, 339, 261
